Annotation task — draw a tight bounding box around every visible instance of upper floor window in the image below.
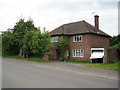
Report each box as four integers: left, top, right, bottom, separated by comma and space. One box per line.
51, 36, 59, 42
73, 35, 82, 42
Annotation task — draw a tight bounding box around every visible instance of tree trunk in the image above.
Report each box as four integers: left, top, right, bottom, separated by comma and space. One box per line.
23, 53, 25, 58
19, 49, 22, 57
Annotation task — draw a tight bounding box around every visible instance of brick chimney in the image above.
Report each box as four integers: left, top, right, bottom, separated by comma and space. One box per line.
94, 15, 99, 29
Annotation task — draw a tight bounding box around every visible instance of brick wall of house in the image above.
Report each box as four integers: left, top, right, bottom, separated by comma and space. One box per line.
69, 34, 91, 61
50, 36, 64, 60
89, 34, 109, 63
69, 34, 109, 63
50, 34, 109, 62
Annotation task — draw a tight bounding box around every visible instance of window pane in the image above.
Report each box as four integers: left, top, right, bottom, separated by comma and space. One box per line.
76, 50, 79, 57
80, 50, 83, 57
79, 36, 81, 41
56, 36, 58, 42
75, 36, 76, 42
74, 50, 76, 57
78, 50, 80, 57
73, 35, 82, 42
54, 36, 58, 42
77, 36, 79, 41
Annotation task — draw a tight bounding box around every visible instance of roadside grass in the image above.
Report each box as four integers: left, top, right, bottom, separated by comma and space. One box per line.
67, 59, 90, 63
80, 61, 120, 71
2, 55, 120, 71
2, 55, 51, 63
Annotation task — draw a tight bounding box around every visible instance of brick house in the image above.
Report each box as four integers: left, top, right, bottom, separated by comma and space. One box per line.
49, 15, 110, 63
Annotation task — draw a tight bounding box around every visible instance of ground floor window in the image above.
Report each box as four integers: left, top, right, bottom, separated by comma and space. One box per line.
72, 49, 84, 57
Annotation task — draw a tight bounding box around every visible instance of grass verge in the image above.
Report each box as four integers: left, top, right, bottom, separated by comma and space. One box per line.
2, 55, 51, 63
80, 62, 119, 71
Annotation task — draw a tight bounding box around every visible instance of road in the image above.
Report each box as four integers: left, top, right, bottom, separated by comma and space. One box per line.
2, 58, 118, 88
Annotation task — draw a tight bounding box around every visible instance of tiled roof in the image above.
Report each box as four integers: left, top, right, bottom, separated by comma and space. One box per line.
50, 20, 110, 37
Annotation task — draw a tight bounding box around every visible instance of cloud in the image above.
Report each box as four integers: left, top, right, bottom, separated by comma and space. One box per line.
0, 0, 119, 36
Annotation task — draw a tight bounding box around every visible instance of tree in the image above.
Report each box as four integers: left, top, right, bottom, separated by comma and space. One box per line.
108, 34, 120, 60
40, 30, 51, 56
110, 34, 120, 46
2, 30, 19, 55
30, 29, 51, 57
2, 18, 51, 58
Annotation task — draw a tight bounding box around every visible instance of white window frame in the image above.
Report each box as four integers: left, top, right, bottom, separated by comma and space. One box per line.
73, 35, 82, 42
51, 36, 59, 43
72, 49, 84, 57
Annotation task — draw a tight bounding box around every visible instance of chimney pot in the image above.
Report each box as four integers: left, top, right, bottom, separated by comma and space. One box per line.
94, 15, 99, 29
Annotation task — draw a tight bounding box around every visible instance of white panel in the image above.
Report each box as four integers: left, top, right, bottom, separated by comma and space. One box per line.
90, 52, 104, 59
91, 48, 104, 51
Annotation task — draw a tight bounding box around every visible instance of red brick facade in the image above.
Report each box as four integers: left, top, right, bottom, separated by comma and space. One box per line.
69, 34, 109, 63
50, 34, 109, 63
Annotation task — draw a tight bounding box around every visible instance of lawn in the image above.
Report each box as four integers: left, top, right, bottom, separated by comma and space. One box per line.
2, 55, 51, 63
2, 55, 119, 71
80, 62, 119, 71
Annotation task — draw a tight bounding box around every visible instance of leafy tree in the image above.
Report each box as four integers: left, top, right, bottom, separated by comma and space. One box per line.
2, 18, 51, 58
40, 30, 51, 56
30, 29, 51, 57
2, 30, 19, 55
108, 34, 120, 60
110, 34, 120, 46
12, 19, 38, 56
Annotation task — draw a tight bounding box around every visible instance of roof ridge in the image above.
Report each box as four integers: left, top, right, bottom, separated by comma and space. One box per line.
84, 21, 98, 33
83, 20, 91, 32
63, 20, 83, 26
61, 25, 64, 34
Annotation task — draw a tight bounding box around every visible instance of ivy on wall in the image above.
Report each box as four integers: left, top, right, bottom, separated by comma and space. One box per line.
57, 36, 70, 61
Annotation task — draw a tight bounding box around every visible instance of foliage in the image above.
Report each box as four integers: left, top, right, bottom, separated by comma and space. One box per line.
108, 42, 120, 50
2, 55, 51, 63
108, 34, 120, 60
110, 34, 120, 46
2, 30, 19, 55
2, 19, 51, 58
57, 36, 69, 61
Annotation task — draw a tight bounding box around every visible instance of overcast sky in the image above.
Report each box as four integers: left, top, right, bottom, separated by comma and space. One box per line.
0, 0, 119, 36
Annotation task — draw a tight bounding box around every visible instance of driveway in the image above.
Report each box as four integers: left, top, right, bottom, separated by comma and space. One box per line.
2, 58, 118, 88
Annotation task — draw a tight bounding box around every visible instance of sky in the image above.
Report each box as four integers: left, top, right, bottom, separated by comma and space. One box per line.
0, 0, 119, 36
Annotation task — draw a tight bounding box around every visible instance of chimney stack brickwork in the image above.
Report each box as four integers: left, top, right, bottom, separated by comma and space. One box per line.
94, 15, 99, 29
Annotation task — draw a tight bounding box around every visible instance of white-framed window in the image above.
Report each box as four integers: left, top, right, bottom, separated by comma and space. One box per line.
73, 35, 82, 42
51, 36, 59, 42
72, 49, 84, 57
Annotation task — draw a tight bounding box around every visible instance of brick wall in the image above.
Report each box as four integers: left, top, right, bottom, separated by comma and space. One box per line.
69, 34, 91, 61
69, 34, 109, 63
50, 36, 63, 60
50, 34, 109, 62
89, 34, 109, 63
108, 48, 118, 61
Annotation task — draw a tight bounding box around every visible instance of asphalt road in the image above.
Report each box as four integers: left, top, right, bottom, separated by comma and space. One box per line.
2, 58, 118, 88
